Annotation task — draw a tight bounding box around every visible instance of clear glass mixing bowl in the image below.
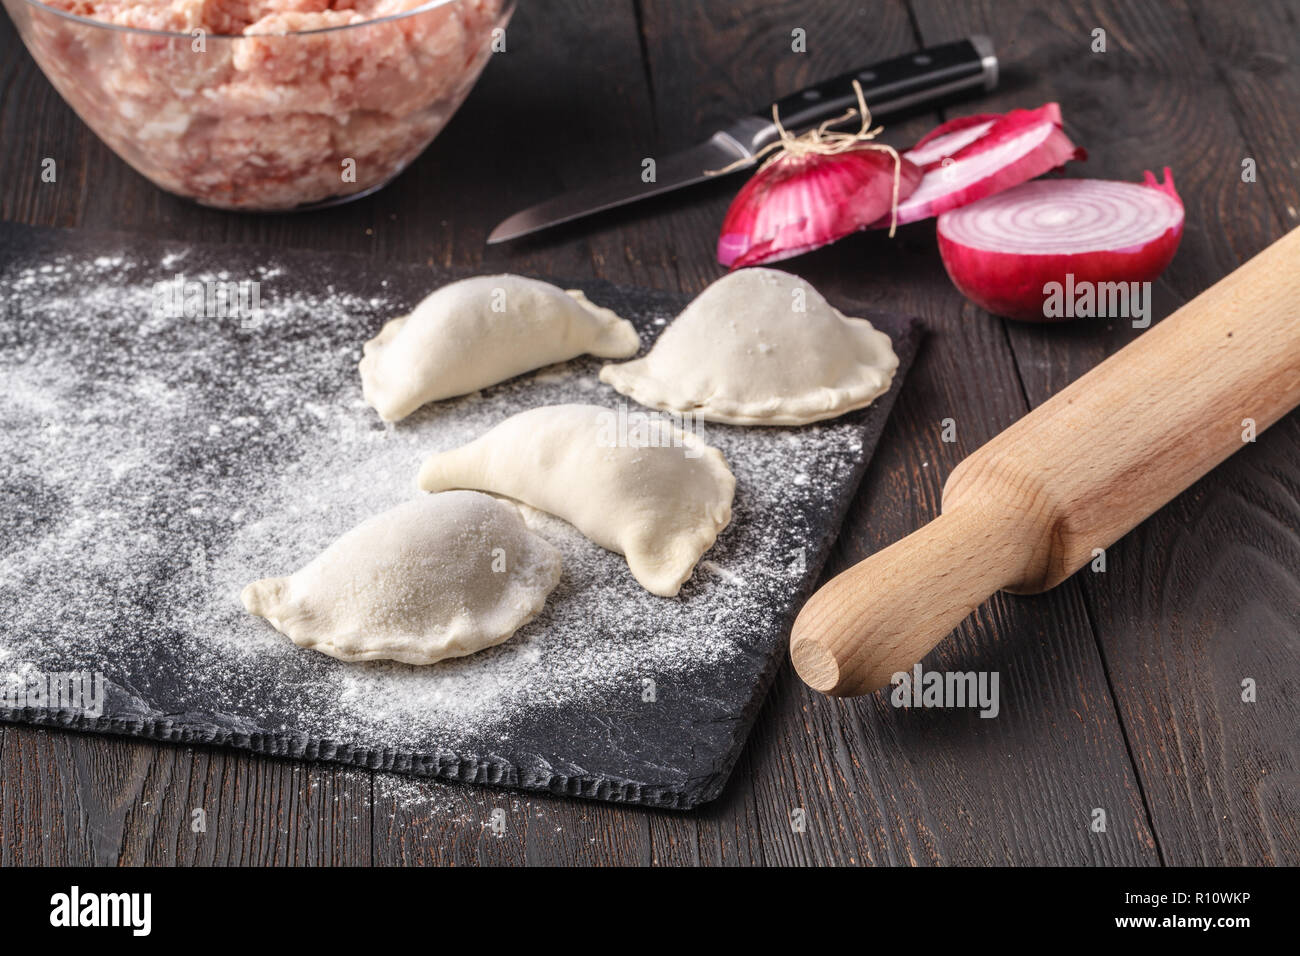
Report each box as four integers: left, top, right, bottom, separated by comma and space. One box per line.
3, 0, 514, 210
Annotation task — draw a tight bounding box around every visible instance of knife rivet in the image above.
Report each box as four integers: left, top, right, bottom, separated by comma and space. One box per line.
857, 70, 877, 82
802, 89, 822, 101
913, 53, 932, 65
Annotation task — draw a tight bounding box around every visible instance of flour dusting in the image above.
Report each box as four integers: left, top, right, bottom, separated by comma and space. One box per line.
0, 238, 889, 799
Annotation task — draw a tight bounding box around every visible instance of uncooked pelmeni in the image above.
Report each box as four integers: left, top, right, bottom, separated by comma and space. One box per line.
599, 267, 898, 425
417, 404, 735, 597
360, 274, 640, 422
240, 491, 561, 664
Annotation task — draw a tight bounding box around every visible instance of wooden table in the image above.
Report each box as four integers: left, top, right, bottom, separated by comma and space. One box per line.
1, 0, 1296, 866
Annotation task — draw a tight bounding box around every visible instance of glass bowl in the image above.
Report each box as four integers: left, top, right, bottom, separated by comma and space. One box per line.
2, 0, 514, 210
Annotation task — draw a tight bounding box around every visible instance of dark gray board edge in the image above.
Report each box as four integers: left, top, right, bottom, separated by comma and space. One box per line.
0, 220, 922, 809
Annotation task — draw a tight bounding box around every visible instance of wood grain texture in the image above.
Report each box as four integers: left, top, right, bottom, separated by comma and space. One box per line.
1188, 0, 1300, 233
374, 776, 655, 867
1172, 0, 1300, 868
908, 0, 1300, 865
0, 0, 1293, 865
0, 730, 376, 866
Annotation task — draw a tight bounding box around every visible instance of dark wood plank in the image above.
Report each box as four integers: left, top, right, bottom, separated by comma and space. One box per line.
646, 746, 765, 865
0, 18, 93, 227
908, 0, 1300, 865
122, 746, 374, 866
0, 726, 374, 865
1, 730, 94, 865
635, 0, 1158, 864
1177, 0, 1300, 866
374, 777, 537, 867
373, 770, 656, 866
1187, 0, 1300, 230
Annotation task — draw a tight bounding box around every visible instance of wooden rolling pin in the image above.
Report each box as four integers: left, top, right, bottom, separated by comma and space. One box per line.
791, 226, 1300, 697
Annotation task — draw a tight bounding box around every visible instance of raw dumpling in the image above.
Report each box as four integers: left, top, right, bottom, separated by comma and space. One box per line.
599, 268, 898, 425
240, 491, 562, 664
360, 274, 640, 422
417, 404, 735, 597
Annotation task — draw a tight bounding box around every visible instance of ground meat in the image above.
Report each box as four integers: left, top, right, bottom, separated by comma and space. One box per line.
15, 0, 506, 208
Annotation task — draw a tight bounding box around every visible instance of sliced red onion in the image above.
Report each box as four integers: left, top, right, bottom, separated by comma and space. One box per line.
903, 114, 998, 169
936, 169, 1184, 321
718, 149, 922, 269
871, 103, 1085, 227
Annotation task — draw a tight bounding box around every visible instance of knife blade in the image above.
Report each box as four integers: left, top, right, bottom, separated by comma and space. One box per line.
487, 35, 997, 244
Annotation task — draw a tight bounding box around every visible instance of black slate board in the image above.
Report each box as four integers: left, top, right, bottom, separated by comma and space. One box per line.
0, 222, 919, 809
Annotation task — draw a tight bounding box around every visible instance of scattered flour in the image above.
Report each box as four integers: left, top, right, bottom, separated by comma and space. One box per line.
0, 246, 870, 778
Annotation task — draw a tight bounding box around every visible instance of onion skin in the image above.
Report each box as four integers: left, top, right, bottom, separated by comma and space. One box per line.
937, 169, 1184, 322
718, 150, 921, 269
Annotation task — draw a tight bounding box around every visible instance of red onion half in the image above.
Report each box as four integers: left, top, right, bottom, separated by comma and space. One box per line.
872, 103, 1085, 227
937, 169, 1184, 321
718, 149, 922, 269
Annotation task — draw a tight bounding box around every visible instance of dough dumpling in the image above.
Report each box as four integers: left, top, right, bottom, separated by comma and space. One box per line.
361, 274, 640, 422
417, 404, 735, 597
241, 491, 561, 664
599, 268, 898, 425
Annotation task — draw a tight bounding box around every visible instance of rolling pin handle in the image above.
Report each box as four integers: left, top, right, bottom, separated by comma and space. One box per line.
790, 503, 1033, 696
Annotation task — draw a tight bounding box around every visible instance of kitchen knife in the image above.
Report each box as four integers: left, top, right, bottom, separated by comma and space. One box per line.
487, 36, 997, 244
790, 226, 1300, 697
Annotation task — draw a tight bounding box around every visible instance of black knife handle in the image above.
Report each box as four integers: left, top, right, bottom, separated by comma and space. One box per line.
760, 37, 996, 139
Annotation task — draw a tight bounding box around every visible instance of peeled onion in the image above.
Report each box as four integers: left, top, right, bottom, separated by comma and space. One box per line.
872, 103, 1085, 227
718, 149, 922, 269
936, 169, 1184, 321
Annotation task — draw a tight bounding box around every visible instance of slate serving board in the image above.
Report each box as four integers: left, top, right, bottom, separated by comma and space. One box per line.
0, 222, 919, 809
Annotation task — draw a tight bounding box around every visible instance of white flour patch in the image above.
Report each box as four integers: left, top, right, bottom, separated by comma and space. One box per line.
700, 560, 745, 587
0, 245, 876, 777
